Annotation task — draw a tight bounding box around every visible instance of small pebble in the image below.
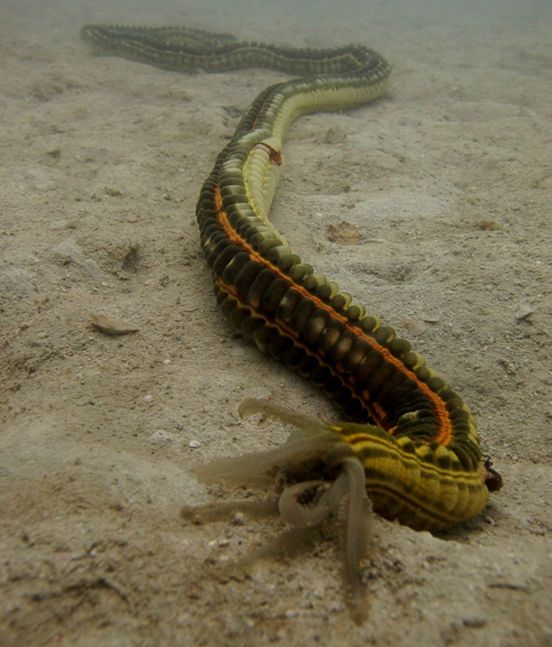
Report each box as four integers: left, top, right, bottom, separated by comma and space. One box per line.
462, 616, 487, 628
231, 512, 245, 526
329, 600, 344, 613
143, 394, 153, 403
90, 313, 138, 336
515, 303, 535, 321
188, 439, 201, 449
149, 430, 174, 445
104, 186, 123, 197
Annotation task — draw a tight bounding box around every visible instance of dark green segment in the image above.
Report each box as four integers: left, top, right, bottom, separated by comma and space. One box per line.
81, 24, 386, 76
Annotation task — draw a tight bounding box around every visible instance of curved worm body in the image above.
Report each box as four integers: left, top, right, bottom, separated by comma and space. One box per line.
81, 25, 500, 531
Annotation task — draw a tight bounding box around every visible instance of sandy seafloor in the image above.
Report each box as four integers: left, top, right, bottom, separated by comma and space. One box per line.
1, 0, 551, 644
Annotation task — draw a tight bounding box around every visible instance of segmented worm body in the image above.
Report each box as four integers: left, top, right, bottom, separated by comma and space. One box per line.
81, 25, 500, 532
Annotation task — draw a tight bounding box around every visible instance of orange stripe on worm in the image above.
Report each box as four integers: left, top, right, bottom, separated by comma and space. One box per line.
214, 186, 454, 446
